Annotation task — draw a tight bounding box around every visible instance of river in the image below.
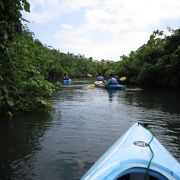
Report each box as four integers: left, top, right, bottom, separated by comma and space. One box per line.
0, 79, 180, 180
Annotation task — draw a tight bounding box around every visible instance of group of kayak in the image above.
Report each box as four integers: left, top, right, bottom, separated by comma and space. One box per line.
62, 73, 126, 90
95, 74, 126, 90
62, 73, 180, 179
63, 73, 126, 90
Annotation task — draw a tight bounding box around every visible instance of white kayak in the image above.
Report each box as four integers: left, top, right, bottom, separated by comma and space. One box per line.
81, 123, 180, 180
94, 81, 105, 88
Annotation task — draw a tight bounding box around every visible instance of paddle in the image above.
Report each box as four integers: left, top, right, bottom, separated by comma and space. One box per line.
86, 84, 95, 89
87, 74, 92, 77
119, 76, 127, 81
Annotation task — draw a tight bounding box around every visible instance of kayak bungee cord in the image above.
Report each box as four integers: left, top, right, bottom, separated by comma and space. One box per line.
145, 130, 154, 180
138, 123, 155, 180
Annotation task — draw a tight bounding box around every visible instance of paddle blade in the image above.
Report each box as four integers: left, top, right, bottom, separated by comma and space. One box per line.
86, 84, 95, 89
119, 76, 127, 81
87, 74, 92, 77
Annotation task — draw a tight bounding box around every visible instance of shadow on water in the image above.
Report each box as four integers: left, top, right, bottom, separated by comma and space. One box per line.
106, 89, 119, 102
123, 88, 180, 114
0, 112, 51, 180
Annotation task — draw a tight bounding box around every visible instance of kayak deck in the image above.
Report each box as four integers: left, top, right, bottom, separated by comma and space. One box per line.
94, 81, 126, 90
105, 84, 126, 90
63, 79, 72, 85
81, 123, 180, 180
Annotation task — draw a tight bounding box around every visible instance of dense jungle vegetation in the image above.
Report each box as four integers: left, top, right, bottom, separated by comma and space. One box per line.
0, 0, 180, 118
115, 29, 180, 88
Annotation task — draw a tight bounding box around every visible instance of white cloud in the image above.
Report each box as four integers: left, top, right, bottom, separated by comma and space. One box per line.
54, 24, 150, 60
61, 24, 74, 29
25, 0, 180, 60
60, 0, 101, 13
25, 0, 100, 24
25, 0, 62, 23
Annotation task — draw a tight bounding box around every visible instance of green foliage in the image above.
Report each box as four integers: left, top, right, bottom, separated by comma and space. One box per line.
137, 63, 157, 85
0, 23, 115, 117
1, 0, 179, 119
114, 28, 180, 88
0, 0, 31, 118
4, 28, 62, 113
22, 0, 30, 12
105, 69, 115, 77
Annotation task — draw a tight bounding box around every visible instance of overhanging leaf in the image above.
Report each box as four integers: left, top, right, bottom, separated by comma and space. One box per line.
24, 1, 30, 12
0, 0, 5, 10
7, 99, 14, 107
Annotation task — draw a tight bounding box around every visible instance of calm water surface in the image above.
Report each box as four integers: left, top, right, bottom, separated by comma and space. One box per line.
0, 79, 180, 180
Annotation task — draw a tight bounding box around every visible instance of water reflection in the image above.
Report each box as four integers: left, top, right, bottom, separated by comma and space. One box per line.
123, 89, 180, 113
122, 88, 180, 160
0, 113, 51, 180
0, 81, 179, 180
106, 89, 118, 102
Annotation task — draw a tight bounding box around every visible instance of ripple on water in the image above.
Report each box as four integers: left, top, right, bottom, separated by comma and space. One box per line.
0, 83, 179, 180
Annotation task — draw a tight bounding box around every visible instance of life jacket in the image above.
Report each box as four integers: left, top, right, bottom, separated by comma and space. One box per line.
107, 77, 118, 85
97, 76, 104, 81
111, 77, 118, 84
63, 76, 69, 80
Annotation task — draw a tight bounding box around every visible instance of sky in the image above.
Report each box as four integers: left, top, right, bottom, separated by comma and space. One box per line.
23, 0, 180, 61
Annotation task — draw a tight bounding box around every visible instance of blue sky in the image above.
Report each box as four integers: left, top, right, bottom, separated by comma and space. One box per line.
23, 0, 180, 61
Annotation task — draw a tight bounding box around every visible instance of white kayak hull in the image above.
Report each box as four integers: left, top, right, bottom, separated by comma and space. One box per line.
94, 81, 105, 88
81, 123, 180, 180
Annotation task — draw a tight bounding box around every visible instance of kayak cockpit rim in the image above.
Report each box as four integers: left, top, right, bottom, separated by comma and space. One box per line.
115, 167, 168, 180
81, 122, 180, 180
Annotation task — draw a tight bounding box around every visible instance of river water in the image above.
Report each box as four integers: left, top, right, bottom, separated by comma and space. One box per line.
0, 79, 180, 180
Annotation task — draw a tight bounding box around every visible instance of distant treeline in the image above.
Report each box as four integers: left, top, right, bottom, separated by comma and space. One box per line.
0, 0, 180, 118
0, 0, 113, 117
115, 29, 180, 89
0, 25, 114, 117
